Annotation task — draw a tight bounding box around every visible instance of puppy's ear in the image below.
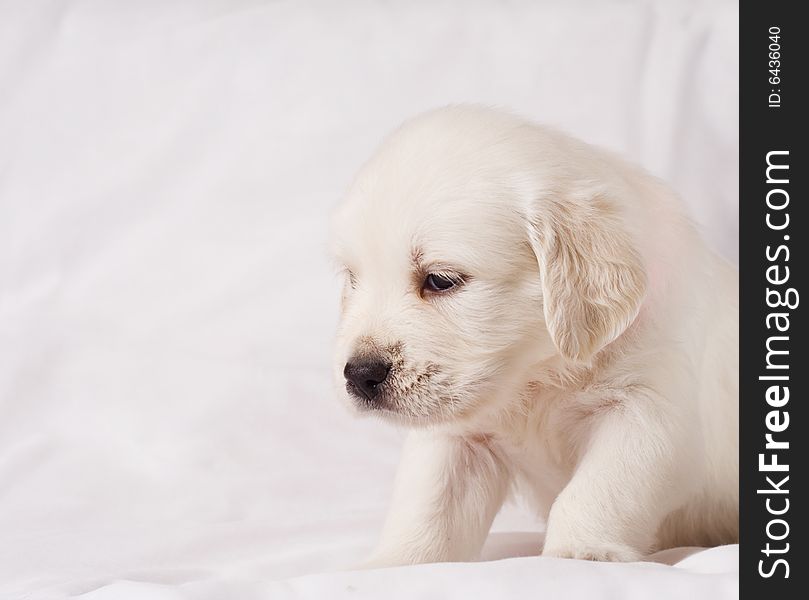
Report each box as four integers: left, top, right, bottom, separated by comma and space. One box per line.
526, 193, 647, 362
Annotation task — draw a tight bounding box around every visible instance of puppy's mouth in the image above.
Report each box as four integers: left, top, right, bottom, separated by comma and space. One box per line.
345, 376, 398, 412
345, 380, 384, 409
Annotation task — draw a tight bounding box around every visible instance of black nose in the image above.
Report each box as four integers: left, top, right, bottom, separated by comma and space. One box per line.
344, 358, 391, 402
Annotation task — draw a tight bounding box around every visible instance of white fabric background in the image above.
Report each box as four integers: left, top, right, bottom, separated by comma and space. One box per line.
0, 1, 738, 598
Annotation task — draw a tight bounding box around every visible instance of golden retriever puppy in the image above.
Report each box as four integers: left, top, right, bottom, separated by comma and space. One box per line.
330, 106, 738, 565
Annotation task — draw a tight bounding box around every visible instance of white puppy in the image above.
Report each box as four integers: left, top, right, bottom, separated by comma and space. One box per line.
330, 106, 738, 565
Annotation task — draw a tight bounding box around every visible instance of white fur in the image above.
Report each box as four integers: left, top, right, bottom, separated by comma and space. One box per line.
330, 106, 738, 565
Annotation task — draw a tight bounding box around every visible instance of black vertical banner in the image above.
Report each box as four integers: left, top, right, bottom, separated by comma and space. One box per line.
740, 2, 806, 598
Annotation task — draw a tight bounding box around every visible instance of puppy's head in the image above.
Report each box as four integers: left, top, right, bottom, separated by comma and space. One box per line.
330, 106, 647, 427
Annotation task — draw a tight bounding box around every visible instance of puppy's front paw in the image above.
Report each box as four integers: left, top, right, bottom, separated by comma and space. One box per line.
351, 557, 400, 571
351, 551, 416, 570
543, 540, 641, 562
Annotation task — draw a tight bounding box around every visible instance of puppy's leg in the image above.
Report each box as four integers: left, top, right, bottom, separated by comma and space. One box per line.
362, 430, 511, 568
543, 392, 694, 562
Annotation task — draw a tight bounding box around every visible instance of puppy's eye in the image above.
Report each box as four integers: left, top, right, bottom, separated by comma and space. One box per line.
345, 269, 357, 289
423, 273, 459, 293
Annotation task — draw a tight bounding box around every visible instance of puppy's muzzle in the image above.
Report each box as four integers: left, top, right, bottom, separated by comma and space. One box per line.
344, 357, 391, 403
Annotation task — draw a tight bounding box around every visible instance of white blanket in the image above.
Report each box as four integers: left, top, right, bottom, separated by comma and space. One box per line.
0, 1, 738, 598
